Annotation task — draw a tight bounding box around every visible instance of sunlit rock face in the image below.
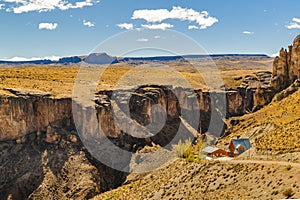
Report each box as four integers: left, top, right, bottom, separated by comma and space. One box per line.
0, 85, 264, 143
272, 34, 300, 91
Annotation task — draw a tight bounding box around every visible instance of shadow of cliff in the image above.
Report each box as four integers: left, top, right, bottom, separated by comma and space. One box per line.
0, 134, 44, 200
0, 129, 129, 200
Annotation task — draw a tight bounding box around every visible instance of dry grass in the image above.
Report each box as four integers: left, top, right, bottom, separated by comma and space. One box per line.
219, 88, 300, 161
0, 57, 272, 97
93, 159, 300, 200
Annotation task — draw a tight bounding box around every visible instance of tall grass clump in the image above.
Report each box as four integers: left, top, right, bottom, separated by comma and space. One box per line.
175, 139, 193, 159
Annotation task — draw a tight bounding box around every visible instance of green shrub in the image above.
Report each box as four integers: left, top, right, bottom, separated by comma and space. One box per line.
186, 154, 195, 162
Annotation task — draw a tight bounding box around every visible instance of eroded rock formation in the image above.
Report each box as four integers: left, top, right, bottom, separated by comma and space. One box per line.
271, 34, 300, 91
250, 34, 300, 110
0, 85, 265, 143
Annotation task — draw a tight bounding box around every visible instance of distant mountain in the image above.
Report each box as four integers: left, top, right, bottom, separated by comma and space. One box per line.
0, 59, 53, 65
58, 56, 82, 64
0, 53, 270, 65
120, 54, 270, 62
84, 53, 118, 64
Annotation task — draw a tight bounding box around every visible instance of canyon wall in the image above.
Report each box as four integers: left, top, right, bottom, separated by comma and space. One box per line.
0, 86, 263, 143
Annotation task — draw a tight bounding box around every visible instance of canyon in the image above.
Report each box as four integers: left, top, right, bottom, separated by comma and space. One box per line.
0, 35, 299, 199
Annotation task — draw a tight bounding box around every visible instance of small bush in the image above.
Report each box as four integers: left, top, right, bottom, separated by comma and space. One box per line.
285, 164, 292, 171
282, 188, 294, 198
175, 139, 193, 158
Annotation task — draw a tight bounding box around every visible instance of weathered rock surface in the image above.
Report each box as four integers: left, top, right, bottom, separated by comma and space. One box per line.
0, 85, 266, 143
0, 129, 127, 200
0, 88, 72, 141
271, 34, 300, 91
243, 34, 300, 110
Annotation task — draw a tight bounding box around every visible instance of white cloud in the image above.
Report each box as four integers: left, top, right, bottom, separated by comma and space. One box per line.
188, 25, 199, 30
141, 23, 173, 30
132, 6, 218, 29
286, 23, 300, 29
271, 53, 279, 58
83, 20, 95, 27
286, 18, 300, 29
243, 31, 254, 35
136, 38, 149, 42
39, 23, 58, 30
2, 0, 98, 14
292, 17, 300, 23
43, 56, 61, 61
4, 55, 61, 61
0, 4, 4, 10
154, 35, 161, 39
117, 23, 133, 30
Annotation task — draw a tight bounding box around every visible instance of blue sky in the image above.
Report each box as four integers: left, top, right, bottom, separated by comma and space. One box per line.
0, 0, 300, 60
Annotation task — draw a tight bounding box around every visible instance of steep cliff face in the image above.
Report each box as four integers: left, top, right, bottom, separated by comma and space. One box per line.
271, 34, 300, 91
0, 86, 261, 143
0, 89, 73, 141
248, 34, 300, 110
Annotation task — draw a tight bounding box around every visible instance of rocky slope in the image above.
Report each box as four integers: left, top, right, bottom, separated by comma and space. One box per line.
94, 159, 300, 200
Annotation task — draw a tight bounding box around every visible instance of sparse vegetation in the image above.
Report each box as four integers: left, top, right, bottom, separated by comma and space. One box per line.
219, 88, 300, 162
175, 139, 193, 159
285, 164, 292, 171
175, 138, 206, 162
282, 188, 294, 198
0, 56, 272, 97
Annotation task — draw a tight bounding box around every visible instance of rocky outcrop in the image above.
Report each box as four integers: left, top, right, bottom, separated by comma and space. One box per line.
271, 34, 300, 91
238, 34, 300, 110
229, 71, 274, 111
273, 79, 300, 101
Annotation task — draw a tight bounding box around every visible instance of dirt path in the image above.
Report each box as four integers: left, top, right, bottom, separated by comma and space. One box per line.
220, 158, 300, 167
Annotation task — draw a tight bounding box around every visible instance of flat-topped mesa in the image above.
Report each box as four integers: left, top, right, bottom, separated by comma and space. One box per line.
271, 34, 300, 91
